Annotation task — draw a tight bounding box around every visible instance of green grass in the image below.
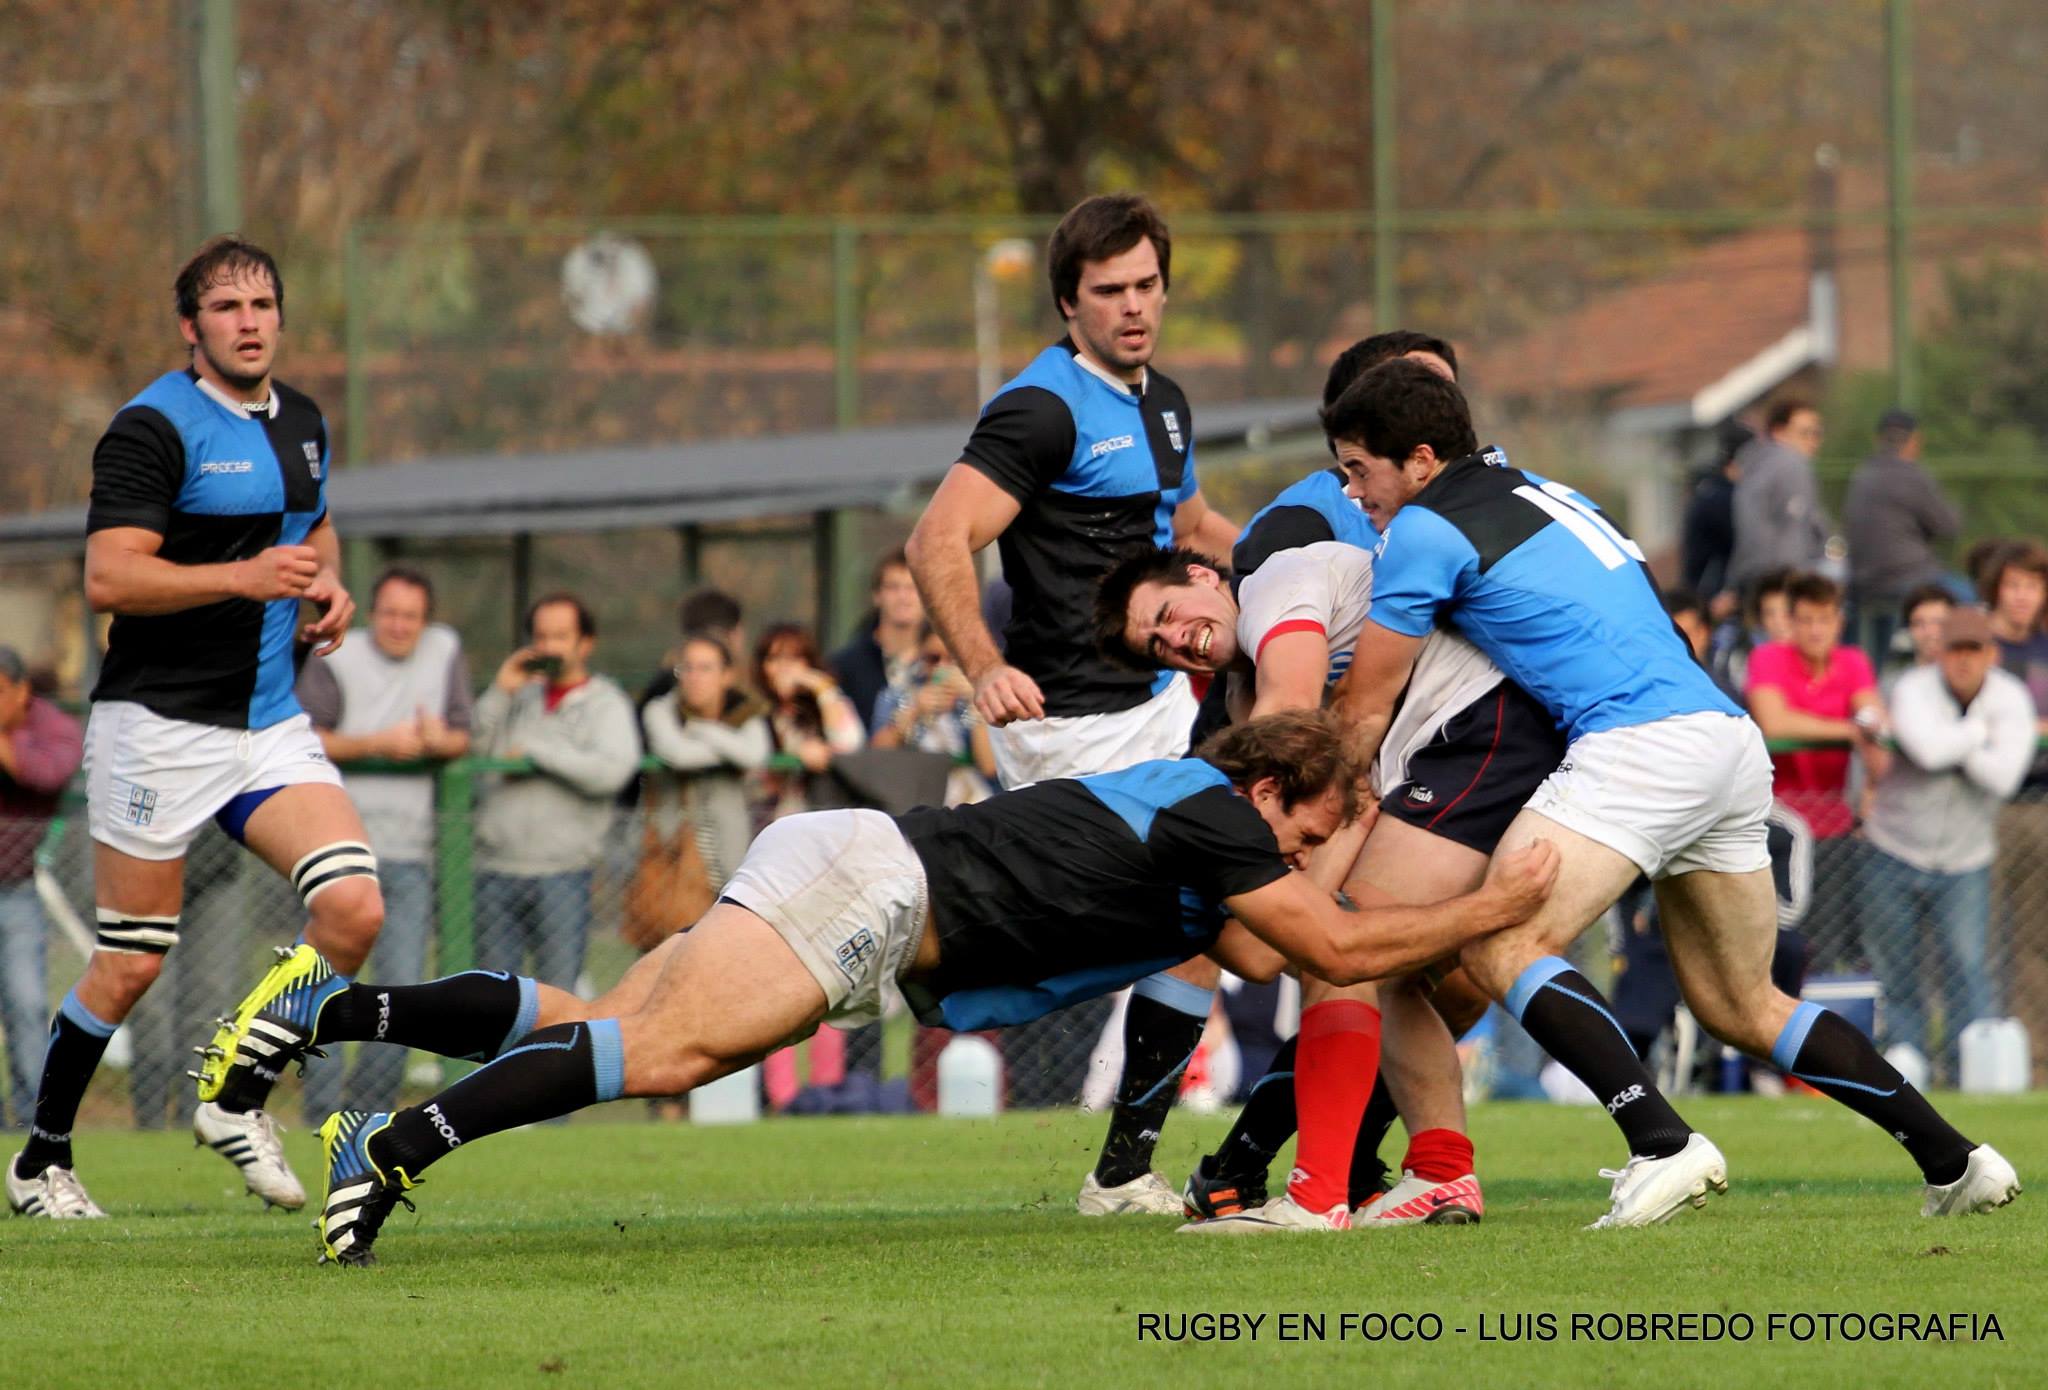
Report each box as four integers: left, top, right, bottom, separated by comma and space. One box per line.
4, 1096, 2041, 1389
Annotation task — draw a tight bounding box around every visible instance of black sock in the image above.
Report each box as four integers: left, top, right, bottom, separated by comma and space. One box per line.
1346, 1071, 1400, 1205
17, 990, 117, 1177
1508, 958, 1690, 1159
315, 971, 536, 1062
1093, 979, 1212, 1187
1771, 1002, 1973, 1184
1210, 1036, 1298, 1180
368, 1020, 623, 1177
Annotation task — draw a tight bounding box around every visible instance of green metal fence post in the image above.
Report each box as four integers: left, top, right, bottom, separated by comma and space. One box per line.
833, 221, 860, 429
1371, 0, 1399, 331
434, 758, 478, 1084
1886, 0, 1917, 410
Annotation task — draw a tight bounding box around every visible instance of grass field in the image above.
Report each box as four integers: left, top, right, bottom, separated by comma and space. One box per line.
5, 1094, 2040, 1389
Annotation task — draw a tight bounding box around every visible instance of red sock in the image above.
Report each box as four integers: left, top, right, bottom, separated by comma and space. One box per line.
1286, 1000, 1382, 1214
1401, 1127, 1475, 1183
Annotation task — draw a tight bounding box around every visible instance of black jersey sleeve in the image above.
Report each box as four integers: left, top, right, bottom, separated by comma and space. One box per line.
1151, 784, 1292, 901
1232, 505, 1336, 576
86, 407, 185, 535
959, 386, 1076, 503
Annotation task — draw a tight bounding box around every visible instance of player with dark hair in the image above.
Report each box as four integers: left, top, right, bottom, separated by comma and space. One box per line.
1101, 533, 1562, 1230
1328, 358, 2018, 1226
298, 710, 1560, 1264
8, 236, 384, 1218
907, 193, 1244, 1216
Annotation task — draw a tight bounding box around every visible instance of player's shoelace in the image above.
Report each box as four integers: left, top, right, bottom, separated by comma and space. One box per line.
40, 1167, 103, 1218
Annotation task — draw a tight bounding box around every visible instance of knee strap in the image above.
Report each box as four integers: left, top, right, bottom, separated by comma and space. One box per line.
291, 841, 379, 907
95, 909, 179, 956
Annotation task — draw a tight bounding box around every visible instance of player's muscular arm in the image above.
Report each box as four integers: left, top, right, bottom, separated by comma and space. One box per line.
906, 464, 1040, 725
1248, 630, 1330, 717
1173, 488, 1239, 556
1226, 839, 1559, 985
1328, 620, 1425, 772
85, 527, 319, 616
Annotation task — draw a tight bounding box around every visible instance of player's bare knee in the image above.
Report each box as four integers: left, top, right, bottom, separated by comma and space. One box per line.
86, 947, 166, 1011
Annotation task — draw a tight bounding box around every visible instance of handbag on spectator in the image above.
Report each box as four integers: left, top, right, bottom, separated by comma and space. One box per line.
621, 785, 716, 952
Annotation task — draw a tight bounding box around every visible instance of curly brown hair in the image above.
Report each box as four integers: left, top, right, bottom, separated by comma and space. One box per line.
1196, 709, 1360, 820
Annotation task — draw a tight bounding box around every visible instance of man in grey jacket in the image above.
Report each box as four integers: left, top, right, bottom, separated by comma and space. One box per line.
1861, 605, 2035, 1079
471, 592, 642, 990
1844, 410, 1963, 664
1728, 398, 1829, 593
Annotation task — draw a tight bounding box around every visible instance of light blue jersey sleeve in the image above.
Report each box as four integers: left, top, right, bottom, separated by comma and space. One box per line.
1365, 507, 1478, 638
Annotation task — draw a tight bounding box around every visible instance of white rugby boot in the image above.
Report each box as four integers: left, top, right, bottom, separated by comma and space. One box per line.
1586, 1132, 1727, 1229
1076, 1170, 1185, 1216
6, 1154, 107, 1219
1922, 1145, 2020, 1217
194, 1101, 307, 1210
1177, 1191, 1350, 1234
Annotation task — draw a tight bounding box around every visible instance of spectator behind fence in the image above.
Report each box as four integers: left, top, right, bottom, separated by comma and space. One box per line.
871, 625, 999, 805
472, 593, 642, 990
640, 633, 771, 895
1680, 417, 1753, 623
829, 548, 925, 735
1861, 605, 2033, 1079
1979, 540, 2048, 1081
640, 587, 748, 711
1889, 584, 1956, 688
755, 623, 865, 822
1744, 573, 1888, 970
295, 568, 472, 1115
0, 651, 83, 1129
1845, 409, 1963, 666
1729, 397, 1829, 593
1709, 565, 1795, 697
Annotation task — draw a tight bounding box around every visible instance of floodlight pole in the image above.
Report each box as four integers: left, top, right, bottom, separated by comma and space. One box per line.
190, 0, 240, 238
1371, 0, 1399, 331
1886, 0, 1917, 409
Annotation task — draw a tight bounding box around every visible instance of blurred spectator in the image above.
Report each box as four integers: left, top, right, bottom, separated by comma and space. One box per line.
472, 593, 642, 990
1844, 409, 1962, 666
1888, 583, 1956, 688
640, 588, 748, 710
871, 625, 998, 804
296, 568, 472, 1115
754, 623, 865, 822
1743, 573, 1887, 969
1728, 398, 1829, 593
640, 632, 771, 892
1862, 605, 2034, 1079
1680, 417, 1753, 622
1979, 541, 2048, 1081
1663, 588, 1711, 662
0, 649, 82, 1129
830, 548, 925, 735
1709, 565, 1795, 696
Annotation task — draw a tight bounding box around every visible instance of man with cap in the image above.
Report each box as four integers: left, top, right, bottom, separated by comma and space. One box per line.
1844, 409, 1964, 666
1860, 605, 2036, 1081
0, 650, 84, 1131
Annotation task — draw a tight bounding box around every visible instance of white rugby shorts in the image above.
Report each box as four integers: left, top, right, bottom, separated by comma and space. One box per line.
85, 700, 342, 860
1522, 711, 1773, 879
720, 809, 930, 1026
986, 672, 1197, 789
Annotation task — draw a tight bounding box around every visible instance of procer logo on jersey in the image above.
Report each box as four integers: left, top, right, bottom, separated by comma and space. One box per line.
834, 927, 880, 983
1162, 410, 1184, 453
199, 459, 254, 475
302, 441, 322, 479
1480, 445, 1509, 468
1089, 433, 1136, 460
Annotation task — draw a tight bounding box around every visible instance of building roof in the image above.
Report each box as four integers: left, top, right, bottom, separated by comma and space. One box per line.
0, 398, 1319, 557
1476, 226, 1819, 424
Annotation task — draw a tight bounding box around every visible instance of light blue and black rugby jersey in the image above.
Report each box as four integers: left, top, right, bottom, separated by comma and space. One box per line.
896, 756, 1289, 1030
87, 369, 330, 730
1366, 449, 1741, 741
960, 338, 1198, 717
1231, 467, 1379, 575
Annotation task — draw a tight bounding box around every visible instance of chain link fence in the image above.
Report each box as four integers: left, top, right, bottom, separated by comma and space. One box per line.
4, 738, 2043, 1137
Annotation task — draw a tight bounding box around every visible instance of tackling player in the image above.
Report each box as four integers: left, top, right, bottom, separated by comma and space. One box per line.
1330, 359, 2019, 1225
272, 711, 1559, 1264
1100, 538, 1563, 1229
7, 238, 384, 1219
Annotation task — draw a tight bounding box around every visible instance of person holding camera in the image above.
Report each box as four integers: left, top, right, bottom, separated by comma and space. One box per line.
471, 593, 642, 990
870, 627, 998, 805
